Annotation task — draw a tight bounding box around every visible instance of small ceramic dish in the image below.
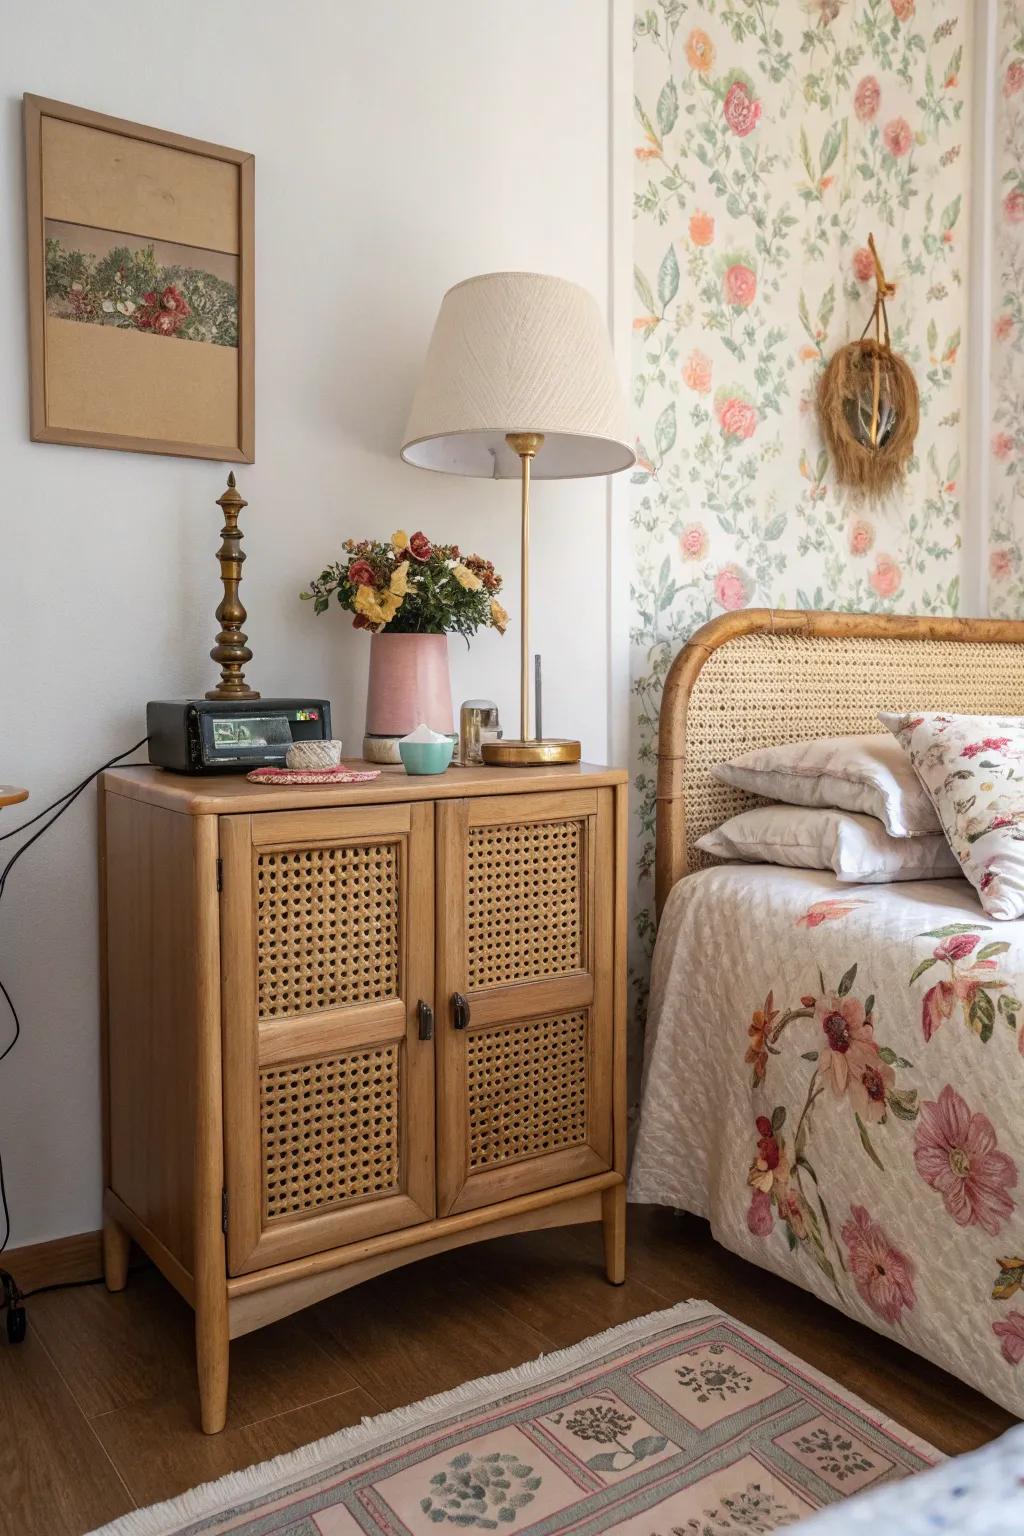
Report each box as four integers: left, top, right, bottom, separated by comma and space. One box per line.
399, 737, 455, 775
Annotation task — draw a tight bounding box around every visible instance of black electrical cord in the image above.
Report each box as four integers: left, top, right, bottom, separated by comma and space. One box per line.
0, 737, 149, 1264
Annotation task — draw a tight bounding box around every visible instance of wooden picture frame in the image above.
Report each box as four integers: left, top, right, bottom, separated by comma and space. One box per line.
24, 94, 254, 462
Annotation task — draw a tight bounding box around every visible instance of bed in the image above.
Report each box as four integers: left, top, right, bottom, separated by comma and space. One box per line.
630, 609, 1024, 1419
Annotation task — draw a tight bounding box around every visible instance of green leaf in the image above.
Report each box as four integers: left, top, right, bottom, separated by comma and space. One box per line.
771, 1104, 787, 1134
879, 1046, 914, 1068
634, 265, 656, 314
801, 1050, 819, 1061
993, 1262, 1024, 1301
886, 1087, 919, 1122
763, 512, 787, 541
940, 194, 962, 232
657, 244, 680, 310
927, 317, 938, 354
820, 122, 843, 175
977, 942, 1011, 960
864, 994, 875, 1017
654, 401, 677, 458
908, 956, 937, 985
854, 1112, 885, 1171
656, 77, 678, 136
919, 924, 990, 939
586, 1453, 623, 1472
969, 988, 996, 1043
837, 963, 857, 997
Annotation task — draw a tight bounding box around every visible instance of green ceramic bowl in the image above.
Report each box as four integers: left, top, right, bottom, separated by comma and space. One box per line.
399, 737, 455, 775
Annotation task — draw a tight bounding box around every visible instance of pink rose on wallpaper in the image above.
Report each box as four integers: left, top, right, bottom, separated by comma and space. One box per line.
841, 1206, 916, 1325
993, 432, 1016, 460
883, 118, 913, 158
994, 1313, 1024, 1365
715, 394, 758, 440
849, 519, 875, 556
723, 263, 757, 308
678, 523, 708, 561
1004, 188, 1024, 224
854, 76, 881, 122
713, 563, 752, 611
852, 247, 876, 283
914, 1085, 1018, 1236
991, 549, 1014, 582
869, 554, 902, 599
995, 314, 1015, 342
682, 348, 713, 395
1004, 60, 1024, 97
890, 0, 914, 20
723, 78, 762, 137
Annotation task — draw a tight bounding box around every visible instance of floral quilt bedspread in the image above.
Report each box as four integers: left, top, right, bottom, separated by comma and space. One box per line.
630, 864, 1024, 1418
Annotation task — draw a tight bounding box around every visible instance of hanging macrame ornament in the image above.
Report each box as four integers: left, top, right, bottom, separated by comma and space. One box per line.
818, 233, 920, 496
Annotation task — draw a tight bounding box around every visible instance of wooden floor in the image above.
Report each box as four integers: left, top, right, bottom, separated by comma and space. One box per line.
2, 1205, 1015, 1536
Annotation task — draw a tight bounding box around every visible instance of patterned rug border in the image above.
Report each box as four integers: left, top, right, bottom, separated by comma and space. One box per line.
87, 1298, 941, 1536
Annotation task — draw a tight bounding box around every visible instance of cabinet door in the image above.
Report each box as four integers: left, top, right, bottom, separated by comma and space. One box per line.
220, 803, 435, 1274
436, 789, 614, 1216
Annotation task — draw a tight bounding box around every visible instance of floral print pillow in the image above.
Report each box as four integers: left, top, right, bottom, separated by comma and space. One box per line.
881, 712, 1024, 920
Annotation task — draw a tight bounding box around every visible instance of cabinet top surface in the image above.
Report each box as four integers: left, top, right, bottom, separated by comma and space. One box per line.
102, 760, 627, 814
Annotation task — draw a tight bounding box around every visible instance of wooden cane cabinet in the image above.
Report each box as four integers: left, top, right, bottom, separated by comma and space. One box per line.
100, 761, 628, 1434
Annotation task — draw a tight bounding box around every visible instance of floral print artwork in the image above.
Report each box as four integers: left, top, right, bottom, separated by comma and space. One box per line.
908, 924, 1021, 1045
989, 1, 1024, 613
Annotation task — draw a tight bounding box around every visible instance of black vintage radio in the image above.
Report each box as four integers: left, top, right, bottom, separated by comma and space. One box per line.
147, 699, 332, 774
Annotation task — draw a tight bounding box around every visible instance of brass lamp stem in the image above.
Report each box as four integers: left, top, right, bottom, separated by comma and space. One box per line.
206, 472, 259, 701
506, 432, 544, 742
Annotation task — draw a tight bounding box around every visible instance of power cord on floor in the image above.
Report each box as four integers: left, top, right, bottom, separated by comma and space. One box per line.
0, 737, 150, 1343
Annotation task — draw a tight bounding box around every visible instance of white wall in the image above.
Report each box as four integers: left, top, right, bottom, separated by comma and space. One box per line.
0, 0, 624, 1246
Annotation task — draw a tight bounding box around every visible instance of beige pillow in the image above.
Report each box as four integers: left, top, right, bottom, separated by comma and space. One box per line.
696, 805, 961, 884
881, 710, 1024, 919
712, 733, 939, 837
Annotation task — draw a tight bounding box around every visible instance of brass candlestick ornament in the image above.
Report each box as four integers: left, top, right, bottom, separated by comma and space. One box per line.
207, 472, 259, 700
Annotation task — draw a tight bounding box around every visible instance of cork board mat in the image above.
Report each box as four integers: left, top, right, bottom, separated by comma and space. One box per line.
26, 96, 253, 461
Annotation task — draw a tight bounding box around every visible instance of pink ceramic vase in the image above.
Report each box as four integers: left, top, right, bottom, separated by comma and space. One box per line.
365, 631, 454, 737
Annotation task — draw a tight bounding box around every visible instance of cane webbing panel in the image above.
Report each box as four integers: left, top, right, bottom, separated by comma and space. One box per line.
684, 633, 1024, 872
256, 843, 400, 1019
466, 819, 584, 989
260, 1045, 400, 1220
466, 1010, 587, 1169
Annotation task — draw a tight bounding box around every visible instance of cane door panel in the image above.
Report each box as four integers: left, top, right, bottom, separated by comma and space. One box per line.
436, 790, 614, 1216
220, 802, 435, 1274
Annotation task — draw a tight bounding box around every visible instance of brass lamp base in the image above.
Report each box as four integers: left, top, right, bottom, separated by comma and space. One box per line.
482, 737, 581, 767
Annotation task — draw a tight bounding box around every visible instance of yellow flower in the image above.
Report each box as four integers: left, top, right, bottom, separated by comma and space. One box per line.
378, 589, 403, 623
453, 562, 483, 591
391, 529, 409, 552
354, 584, 386, 626
490, 599, 509, 634
390, 560, 410, 596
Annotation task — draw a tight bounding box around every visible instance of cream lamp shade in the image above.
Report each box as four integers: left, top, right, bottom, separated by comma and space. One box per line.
400, 272, 634, 478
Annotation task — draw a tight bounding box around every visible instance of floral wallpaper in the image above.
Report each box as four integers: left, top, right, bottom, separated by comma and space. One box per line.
990, 1, 1024, 614
630, 0, 970, 1013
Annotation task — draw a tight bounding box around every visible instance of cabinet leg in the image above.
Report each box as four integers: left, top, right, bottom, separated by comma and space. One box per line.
102, 1214, 131, 1292
602, 1184, 626, 1286
196, 1301, 230, 1435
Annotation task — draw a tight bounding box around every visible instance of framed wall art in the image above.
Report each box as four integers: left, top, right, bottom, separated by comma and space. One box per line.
24, 94, 254, 462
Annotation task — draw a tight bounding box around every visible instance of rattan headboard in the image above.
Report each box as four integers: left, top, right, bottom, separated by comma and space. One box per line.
655, 609, 1024, 915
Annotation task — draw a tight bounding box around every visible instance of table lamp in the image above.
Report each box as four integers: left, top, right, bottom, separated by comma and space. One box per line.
400, 271, 634, 766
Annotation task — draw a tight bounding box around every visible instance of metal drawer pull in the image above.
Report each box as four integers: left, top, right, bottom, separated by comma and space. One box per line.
452, 992, 471, 1030
417, 999, 434, 1041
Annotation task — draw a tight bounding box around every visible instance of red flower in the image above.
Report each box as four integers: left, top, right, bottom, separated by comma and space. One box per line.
960, 737, 1010, 758
852, 247, 876, 283
841, 1206, 916, 1325
158, 284, 189, 316
883, 118, 913, 158
890, 0, 914, 18
715, 397, 758, 440
723, 264, 757, 309
151, 310, 182, 335
747, 1188, 774, 1236
854, 76, 881, 122
713, 563, 752, 611
723, 79, 762, 137
994, 431, 1016, 459
934, 934, 981, 962
1004, 189, 1024, 224
1005, 60, 1024, 97
347, 559, 377, 588
408, 531, 432, 562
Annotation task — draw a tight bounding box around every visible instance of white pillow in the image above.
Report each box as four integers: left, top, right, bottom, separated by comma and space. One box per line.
696, 805, 962, 883
881, 710, 1024, 919
711, 733, 939, 837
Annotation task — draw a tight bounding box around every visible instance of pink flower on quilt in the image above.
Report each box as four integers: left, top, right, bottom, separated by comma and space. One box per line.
814, 993, 879, 1099
795, 898, 865, 928
960, 737, 1010, 758
747, 1187, 774, 1237
993, 1312, 1024, 1365
914, 1085, 1018, 1235
921, 978, 957, 1042
933, 934, 980, 962
841, 1206, 916, 1325
849, 1053, 895, 1124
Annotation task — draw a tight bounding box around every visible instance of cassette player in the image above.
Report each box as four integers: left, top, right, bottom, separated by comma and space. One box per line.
147, 698, 332, 774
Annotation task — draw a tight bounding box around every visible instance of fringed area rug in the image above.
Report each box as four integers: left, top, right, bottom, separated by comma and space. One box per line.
91, 1301, 939, 1536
